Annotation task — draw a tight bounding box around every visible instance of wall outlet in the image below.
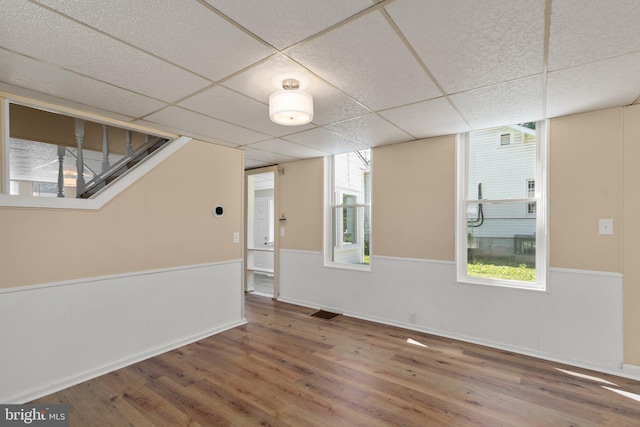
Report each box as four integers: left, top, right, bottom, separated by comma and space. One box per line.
409, 312, 417, 324
599, 219, 613, 235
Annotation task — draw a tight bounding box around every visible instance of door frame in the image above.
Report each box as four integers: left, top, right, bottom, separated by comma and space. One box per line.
244, 166, 279, 299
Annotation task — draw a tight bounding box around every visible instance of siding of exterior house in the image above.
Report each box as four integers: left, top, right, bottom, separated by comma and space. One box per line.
467, 126, 536, 260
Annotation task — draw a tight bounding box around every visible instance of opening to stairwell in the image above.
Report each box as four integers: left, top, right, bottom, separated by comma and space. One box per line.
4, 103, 170, 199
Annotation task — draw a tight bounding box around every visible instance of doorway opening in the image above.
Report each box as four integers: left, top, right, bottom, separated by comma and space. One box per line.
245, 168, 277, 298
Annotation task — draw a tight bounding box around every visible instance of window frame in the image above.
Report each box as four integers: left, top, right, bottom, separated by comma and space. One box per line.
324, 153, 372, 272
456, 121, 548, 291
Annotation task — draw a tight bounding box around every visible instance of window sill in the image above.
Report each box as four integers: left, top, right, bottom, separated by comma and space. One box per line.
0, 194, 100, 210
324, 261, 371, 272
457, 275, 546, 292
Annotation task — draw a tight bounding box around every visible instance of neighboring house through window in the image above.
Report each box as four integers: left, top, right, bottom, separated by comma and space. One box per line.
457, 122, 547, 290
325, 150, 371, 270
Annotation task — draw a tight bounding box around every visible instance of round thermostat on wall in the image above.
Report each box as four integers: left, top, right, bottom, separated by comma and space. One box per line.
213, 205, 224, 217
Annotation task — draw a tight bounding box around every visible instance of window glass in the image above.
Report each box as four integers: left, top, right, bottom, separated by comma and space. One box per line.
458, 122, 546, 289
326, 150, 371, 269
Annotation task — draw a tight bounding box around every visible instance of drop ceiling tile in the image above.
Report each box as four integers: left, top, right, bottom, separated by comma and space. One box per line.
204, 0, 373, 50
449, 76, 543, 129
385, 0, 545, 94
548, 0, 640, 71
380, 97, 470, 139
178, 86, 315, 137
34, 0, 275, 81
287, 10, 441, 110
0, 83, 132, 123
222, 55, 370, 126
133, 120, 239, 147
326, 114, 412, 147
0, 49, 166, 119
283, 127, 370, 154
133, 119, 208, 142
246, 138, 329, 159
1, 0, 209, 102
547, 53, 640, 118
192, 138, 239, 148
241, 147, 297, 164
221, 55, 311, 100
144, 107, 271, 145
310, 85, 373, 126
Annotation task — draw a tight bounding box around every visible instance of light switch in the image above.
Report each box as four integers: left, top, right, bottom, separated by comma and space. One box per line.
233, 232, 240, 243
280, 227, 285, 237
599, 219, 613, 235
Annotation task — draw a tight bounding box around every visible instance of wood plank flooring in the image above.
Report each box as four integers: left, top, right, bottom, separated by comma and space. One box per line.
251, 272, 274, 296
33, 294, 640, 426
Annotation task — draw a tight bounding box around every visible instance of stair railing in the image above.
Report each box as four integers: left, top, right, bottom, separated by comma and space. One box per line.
77, 136, 170, 199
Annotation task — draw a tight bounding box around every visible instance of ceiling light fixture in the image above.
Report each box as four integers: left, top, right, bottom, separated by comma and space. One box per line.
269, 78, 313, 126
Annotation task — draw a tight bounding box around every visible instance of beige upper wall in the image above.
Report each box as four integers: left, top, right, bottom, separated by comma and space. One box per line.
623, 104, 640, 365
10, 104, 148, 154
373, 136, 456, 261
276, 135, 455, 260
0, 139, 243, 288
549, 108, 623, 273
277, 157, 324, 252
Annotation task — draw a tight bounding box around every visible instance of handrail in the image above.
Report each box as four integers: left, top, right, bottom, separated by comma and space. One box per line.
84, 137, 165, 187
78, 137, 170, 198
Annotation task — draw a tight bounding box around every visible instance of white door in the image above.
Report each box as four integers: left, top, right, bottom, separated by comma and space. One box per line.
254, 197, 274, 270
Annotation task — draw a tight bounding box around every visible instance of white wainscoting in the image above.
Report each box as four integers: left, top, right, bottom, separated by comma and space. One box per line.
279, 250, 628, 378
0, 260, 244, 404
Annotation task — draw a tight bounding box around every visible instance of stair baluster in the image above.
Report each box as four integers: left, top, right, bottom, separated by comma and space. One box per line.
74, 118, 86, 195
102, 125, 110, 173
125, 130, 133, 157
56, 145, 65, 198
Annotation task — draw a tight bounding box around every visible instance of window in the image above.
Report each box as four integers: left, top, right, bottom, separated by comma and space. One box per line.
325, 150, 371, 270
498, 131, 514, 147
526, 179, 536, 214
32, 181, 58, 197
457, 122, 546, 290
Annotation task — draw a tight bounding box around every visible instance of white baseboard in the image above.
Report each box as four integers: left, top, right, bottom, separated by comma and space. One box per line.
622, 364, 640, 379
10, 319, 246, 404
0, 261, 243, 403
278, 295, 640, 382
279, 250, 627, 379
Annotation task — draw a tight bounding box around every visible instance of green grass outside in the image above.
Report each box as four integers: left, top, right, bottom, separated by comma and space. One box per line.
467, 260, 535, 282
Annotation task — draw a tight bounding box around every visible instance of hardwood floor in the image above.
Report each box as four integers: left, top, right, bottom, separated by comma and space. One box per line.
251, 272, 274, 296
33, 294, 640, 426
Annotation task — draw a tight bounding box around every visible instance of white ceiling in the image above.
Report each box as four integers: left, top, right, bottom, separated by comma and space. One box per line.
1, 0, 639, 169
